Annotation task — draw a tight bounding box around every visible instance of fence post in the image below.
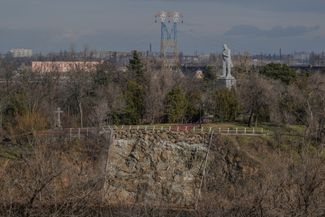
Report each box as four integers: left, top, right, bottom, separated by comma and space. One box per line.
145, 126, 147, 132
219, 128, 221, 133
244, 128, 246, 134
69, 128, 72, 141
78, 128, 81, 139
209, 127, 212, 133
169, 126, 171, 132
153, 126, 155, 132
177, 126, 179, 132
227, 128, 230, 134
185, 126, 188, 131
86, 128, 89, 137
236, 128, 238, 134
253, 128, 255, 134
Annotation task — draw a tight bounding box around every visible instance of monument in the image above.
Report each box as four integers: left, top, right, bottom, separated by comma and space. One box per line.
220, 44, 236, 89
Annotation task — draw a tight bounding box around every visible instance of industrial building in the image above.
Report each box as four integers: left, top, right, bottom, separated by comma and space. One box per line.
9, 48, 33, 58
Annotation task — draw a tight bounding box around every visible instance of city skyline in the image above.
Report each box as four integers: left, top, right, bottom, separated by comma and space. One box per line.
0, 0, 325, 54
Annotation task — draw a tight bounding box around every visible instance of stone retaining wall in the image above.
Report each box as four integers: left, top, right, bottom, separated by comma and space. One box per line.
103, 130, 211, 208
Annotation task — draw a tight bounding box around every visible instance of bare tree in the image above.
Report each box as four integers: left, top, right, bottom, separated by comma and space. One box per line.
288, 73, 325, 144
237, 71, 279, 127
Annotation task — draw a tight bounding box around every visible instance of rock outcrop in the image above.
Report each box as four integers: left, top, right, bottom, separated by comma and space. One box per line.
103, 130, 209, 208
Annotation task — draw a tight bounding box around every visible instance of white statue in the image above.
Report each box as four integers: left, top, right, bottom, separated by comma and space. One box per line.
222, 44, 234, 78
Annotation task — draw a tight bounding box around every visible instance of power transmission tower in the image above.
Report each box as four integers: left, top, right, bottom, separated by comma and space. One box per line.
155, 11, 183, 70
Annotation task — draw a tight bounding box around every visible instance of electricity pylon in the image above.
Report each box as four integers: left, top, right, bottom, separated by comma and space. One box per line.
155, 11, 183, 70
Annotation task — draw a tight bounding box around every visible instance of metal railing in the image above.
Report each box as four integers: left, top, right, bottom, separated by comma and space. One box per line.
37, 125, 268, 139
109, 125, 268, 136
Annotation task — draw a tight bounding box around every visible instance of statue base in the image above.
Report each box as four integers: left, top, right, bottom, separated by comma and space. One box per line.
218, 75, 236, 89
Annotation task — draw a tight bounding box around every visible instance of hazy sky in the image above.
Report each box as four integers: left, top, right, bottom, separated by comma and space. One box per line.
0, 0, 325, 54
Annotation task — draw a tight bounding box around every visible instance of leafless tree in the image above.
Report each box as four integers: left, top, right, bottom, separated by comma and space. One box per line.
237, 71, 280, 127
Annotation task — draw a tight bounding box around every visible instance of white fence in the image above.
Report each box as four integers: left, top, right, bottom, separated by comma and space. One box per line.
107, 125, 268, 136
39, 125, 268, 140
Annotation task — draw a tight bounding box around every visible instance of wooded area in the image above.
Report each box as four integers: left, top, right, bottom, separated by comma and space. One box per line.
0, 51, 324, 144
0, 51, 324, 217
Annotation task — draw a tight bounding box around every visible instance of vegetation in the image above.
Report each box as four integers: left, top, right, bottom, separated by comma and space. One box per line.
165, 86, 187, 123
0, 53, 324, 216
0, 55, 324, 143
259, 63, 297, 84
0, 55, 324, 139
213, 89, 238, 122
0, 129, 323, 217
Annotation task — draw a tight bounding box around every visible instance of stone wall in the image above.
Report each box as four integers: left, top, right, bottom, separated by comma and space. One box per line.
103, 130, 210, 208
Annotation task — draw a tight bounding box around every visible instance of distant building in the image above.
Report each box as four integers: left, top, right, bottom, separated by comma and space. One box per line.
10, 48, 33, 58
32, 61, 100, 73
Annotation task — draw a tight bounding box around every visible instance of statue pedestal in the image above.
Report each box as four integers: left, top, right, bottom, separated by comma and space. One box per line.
219, 75, 236, 89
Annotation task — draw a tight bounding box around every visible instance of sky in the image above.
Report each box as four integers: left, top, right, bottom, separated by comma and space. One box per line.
0, 0, 325, 54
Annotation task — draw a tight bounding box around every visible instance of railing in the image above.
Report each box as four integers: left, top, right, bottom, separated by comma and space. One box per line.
37, 127, 108, 140
37, 125, 268, 139
109, 125, 267, 136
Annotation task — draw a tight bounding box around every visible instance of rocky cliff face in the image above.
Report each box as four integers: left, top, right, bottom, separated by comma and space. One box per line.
103, 130, 209, 208
102, 130, 260, 208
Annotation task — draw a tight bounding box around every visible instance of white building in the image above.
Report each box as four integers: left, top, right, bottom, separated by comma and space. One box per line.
9, 48, 33, 58
32, 61, 100, 73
